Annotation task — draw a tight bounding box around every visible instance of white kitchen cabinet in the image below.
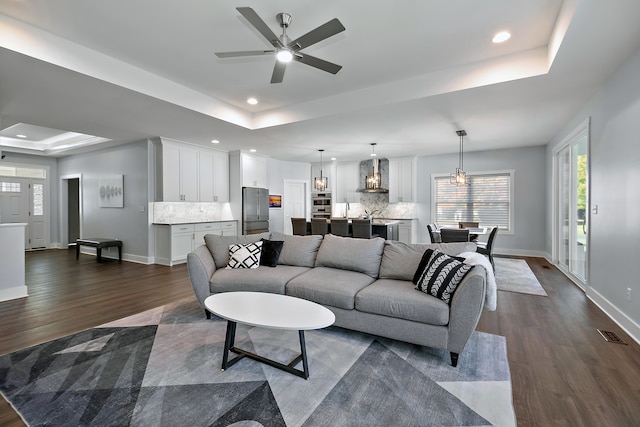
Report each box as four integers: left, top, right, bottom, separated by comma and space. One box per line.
199, 149, 229, 202
242, 154, 267, 188
397, 219, 417, 244
154, 221, 238, 266
161, 143, 199, 202
389, 157, 416, 203
336, 162, 359, 203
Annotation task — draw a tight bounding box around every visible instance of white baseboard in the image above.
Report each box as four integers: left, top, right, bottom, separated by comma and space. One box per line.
0, 286, 28, 302
586, 288, 640, 346
494, 248, 548, 258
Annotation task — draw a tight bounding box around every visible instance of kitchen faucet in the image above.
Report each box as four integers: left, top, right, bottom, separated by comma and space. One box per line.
344, 201, 350, 218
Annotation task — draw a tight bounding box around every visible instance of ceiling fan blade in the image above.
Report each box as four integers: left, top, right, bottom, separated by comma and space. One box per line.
295, 53, 342, 74
236, 7, 281, 48
288, 18, 345, 50
271, 61, 286, 84
215, 50, 274, 58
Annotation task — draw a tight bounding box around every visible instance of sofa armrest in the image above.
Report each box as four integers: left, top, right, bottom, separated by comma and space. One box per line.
447, 266, 487, 355
187, 244, 217, 310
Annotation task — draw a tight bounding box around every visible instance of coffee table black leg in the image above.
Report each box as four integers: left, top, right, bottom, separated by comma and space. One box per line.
97, 247, 102, 263
221, 321, 239, 371
299, 330, 309, 379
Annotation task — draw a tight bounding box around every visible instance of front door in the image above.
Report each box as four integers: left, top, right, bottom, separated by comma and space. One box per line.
0, 178, 30, 249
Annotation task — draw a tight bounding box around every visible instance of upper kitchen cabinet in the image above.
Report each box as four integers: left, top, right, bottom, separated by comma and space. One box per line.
242, 153, 267, 188
336, 162, 359, 203
199, 149, 229, 202
154, 138, 229, 202
228, 151, 268, 189
159, 141, 199, 202
389, 157, 417, 203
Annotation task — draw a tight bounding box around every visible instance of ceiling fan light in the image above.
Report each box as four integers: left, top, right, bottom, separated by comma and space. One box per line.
276, 48, 293, 63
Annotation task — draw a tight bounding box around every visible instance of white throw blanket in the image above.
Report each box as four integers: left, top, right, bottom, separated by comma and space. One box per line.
459, 251, 497, 311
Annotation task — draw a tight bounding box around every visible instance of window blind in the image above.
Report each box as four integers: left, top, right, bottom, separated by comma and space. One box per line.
433, 172, 512, 231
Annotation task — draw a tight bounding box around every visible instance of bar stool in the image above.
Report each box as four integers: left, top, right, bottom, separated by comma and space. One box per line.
311, 218, 329, 235
330, 218, 351, 237
291, 218, 308, 236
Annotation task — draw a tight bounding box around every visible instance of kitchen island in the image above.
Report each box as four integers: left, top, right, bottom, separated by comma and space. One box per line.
304, 219, 399, 240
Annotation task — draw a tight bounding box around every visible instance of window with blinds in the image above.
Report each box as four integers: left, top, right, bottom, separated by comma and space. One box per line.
432, 170, 513, 232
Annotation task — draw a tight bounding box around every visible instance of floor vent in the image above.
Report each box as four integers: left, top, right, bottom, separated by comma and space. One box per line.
542, 266, 550, 269
597, 329, 627, 345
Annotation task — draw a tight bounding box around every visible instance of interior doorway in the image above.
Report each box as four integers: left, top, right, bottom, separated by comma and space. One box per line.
60, 174, 82, 247
283, 180, 308, 235
554, 119, 589, 289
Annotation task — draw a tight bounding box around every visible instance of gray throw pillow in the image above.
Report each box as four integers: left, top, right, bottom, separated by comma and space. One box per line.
273, 233, 323, 267
315, 234, 385, 278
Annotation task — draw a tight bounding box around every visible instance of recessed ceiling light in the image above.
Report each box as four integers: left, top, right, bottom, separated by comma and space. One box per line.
249, 149, 257, 153
211, 139, 220, 144
492, 31, 511, 43
247, 97, 258, 105
16, 134, 27, 138
331, 157, 336, 161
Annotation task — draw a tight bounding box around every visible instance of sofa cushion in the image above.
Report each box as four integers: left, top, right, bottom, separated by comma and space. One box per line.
355, 278, 450, 326
413, 249, 474, 305
270, 232, 323, 268
226, 241, 263, 269
260, 239, 284, 267
286, 266, 375, 310
379, 241, 477, 281
315, 234, 385, 278
205, 232, 270, 268
211, 265, 310, 294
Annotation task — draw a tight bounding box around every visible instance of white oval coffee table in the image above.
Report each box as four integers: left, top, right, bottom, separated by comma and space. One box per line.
204, 291, 335, 379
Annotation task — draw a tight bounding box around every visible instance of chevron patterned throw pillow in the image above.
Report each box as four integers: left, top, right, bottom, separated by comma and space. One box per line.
413, 249, 474, 304
226, 241, 263, 269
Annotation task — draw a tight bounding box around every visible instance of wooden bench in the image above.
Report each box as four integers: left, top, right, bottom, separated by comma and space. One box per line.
76, 238, 122, 262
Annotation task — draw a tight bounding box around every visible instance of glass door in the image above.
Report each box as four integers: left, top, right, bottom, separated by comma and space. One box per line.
555, 124, 588, 286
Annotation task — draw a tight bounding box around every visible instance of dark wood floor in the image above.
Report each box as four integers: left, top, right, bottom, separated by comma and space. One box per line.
1, 249, 639, 426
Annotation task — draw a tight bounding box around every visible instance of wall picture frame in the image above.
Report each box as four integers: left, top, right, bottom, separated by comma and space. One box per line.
269, 194, 282, 208
98, 175, 124, 208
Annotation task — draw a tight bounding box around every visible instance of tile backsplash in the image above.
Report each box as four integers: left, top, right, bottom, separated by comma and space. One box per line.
336, 193, 417, 219
152, 202, 233, 224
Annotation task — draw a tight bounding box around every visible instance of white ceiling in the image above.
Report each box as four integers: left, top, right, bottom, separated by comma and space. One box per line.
1, 0, 640, 162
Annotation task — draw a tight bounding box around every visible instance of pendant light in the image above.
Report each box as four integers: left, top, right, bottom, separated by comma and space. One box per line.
313, 149, 328, 191
450, 130, 469, 186
366, 143, 382, 190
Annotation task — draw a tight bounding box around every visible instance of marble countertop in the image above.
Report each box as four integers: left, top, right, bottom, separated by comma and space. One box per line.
153, 219, 237, 225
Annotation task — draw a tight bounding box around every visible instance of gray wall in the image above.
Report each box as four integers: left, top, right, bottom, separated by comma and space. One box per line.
266, 158, 311, 234
415, 145, 547, 255
58, 140, 150, 259
546, 46, 640, 337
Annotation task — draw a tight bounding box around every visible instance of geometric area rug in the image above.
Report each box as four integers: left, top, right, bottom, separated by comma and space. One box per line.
494, 257, 548, 296
0, 298, 516, 426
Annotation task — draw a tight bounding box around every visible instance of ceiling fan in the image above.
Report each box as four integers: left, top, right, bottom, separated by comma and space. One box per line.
215, 7, 345, 83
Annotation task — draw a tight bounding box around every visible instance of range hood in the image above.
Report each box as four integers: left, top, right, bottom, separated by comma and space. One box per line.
357, 158, 389, 193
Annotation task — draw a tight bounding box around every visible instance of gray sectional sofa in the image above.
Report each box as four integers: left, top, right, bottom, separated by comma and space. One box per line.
186, 232, 487, 366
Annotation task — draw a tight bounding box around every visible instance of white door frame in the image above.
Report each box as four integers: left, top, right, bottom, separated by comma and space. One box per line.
283, 179, 309, 234
552, 118, 590, 290
59, 174, 83, 248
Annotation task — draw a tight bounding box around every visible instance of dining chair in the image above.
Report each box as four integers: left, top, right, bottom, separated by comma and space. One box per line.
440, 228, 469, 243
351, 219, 378, 239
330, 218, 351, 237
311, 218, 329, 236
458, 222, 480, 241
476, 226, 499, 271
291, 218, 308, 236
427, 223, 441, 243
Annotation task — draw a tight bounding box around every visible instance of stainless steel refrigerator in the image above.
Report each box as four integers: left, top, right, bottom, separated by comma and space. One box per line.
242, 187, 269, 234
